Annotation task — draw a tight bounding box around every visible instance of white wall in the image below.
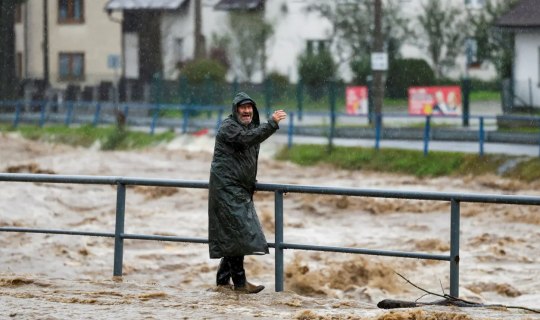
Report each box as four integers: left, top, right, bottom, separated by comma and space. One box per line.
159, 0, 499, 83
265, 0, 333, 83
514, 32, 540, 107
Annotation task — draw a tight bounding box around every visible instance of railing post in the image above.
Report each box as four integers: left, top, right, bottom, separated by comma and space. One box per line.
375, 114, 382, 151
265, 77, 272, 118
93, 103, 101, 127
423, 115, 431, 157
274, 190, 284, 292
538, 121, 540, 161
123, 105, 130, 124
182, 106, 189, 134
65, 102, 74, 127
113, 182, 126, 277
328, 78, 336, 152
297, 78, 303, 121
479, 117, 484, 158
150, 104, 159, 136
216, 108, 223, 137
367, 75, 374, 124
450, 199, 460, 298
462, 78, 470, 127
288, 112, 294, 149
39, 102, 47, 128
13, 102, 21, 129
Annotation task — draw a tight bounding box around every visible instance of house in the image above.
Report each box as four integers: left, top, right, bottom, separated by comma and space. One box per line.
14, 0, 123, 99
496, 0, 540, 109
105, 0, 497, 85
14, 0, 499, 102
105, 0, 332, 83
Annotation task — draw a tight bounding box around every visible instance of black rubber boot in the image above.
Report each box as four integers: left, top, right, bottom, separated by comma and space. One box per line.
227, 256, 246, 288
216, 258, 232, 286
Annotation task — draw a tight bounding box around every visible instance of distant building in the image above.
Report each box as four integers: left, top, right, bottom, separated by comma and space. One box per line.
14, 0, 499, 101
496, 0, 540, 108
15, 0, 123, 93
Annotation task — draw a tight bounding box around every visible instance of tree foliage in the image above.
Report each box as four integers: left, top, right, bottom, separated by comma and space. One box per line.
218, 10, 274, 82
179, 59, 227, 84
466, 0, 521, 78
309, 0, 411, 65
416, 1, 466, 79
386, 59, 435, 99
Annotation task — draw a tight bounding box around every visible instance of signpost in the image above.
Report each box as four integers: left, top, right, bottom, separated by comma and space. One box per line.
371, 52, 388, 71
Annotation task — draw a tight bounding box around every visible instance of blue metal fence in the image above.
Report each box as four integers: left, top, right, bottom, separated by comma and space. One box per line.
2, 100, 540, 158
2, 173, 540, 296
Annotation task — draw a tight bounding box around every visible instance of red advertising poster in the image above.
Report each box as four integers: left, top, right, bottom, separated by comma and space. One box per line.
408, 86, 462, 116
346, 86, 368, 115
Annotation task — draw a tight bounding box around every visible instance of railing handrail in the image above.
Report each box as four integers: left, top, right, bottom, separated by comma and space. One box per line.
1, 173, 540, 205
2, 99, 540, 122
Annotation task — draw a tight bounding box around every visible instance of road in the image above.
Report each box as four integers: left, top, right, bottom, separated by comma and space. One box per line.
268, 134, 540, 157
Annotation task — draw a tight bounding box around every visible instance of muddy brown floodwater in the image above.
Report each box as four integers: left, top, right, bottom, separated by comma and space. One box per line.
1, 133, 539, 319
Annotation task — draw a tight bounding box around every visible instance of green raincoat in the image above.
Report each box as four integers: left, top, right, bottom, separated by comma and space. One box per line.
208, 92, 279, 259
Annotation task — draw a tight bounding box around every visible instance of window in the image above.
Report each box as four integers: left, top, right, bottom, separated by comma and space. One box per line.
306, 40, 330, 56
58, 0, 84, 24
15, 5, 22, 24
465, 0, 484, 9
16, 53, 23, 78
59, 53, 84, 79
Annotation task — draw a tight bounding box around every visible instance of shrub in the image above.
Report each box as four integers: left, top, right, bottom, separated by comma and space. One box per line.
350, 59, 371, 86
385, 59, 436, 99
267, 72, 290, 102
178, 59, 227, 84
298, 51, 337, 100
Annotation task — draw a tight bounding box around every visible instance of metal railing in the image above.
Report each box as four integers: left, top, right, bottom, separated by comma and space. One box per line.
2, 174, 540, 296
3, 100, 540, 159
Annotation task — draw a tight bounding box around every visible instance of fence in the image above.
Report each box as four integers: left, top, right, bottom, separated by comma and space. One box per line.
2, 100, 540, 159
1, 173, 540, 296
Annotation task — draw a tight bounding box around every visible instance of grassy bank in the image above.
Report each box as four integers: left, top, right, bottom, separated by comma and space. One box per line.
276, 144, 540, 181
0, 124, 176, 150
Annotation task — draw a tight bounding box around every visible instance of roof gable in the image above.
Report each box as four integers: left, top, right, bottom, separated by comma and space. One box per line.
496, 0, 540, 29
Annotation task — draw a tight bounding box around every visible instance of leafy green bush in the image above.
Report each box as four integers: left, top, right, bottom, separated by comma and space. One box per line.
350, 59, 371, 86
298, 51, 336, 100
385, 59, 436, 99
267, 72, 290, 102
178, 59, 227, 84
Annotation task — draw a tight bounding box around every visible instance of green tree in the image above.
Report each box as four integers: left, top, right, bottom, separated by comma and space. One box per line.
466, 0, 521, 78
0, 0, 26, 100
309, 0, 411, 65
224, 10, 274, 82
298, 50, 336, 100
416, 1, 466, 79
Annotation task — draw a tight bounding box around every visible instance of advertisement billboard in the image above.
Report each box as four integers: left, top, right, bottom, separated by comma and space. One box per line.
408, 86, 462, 116
346, 86, 368, 115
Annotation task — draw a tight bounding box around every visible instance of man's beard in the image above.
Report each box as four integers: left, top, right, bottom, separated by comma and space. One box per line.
238, 113, 252, 125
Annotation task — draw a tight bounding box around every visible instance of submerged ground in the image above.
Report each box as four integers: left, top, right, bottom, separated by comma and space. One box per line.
0, 132, 539, 319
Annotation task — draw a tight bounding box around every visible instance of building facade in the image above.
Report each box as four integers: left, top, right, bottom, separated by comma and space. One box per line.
15, 0, 123, 91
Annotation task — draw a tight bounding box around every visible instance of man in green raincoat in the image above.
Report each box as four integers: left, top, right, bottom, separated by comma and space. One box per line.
208, 92, 286, 294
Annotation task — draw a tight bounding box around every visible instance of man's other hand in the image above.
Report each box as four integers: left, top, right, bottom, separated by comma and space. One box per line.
271, 110, 287, 124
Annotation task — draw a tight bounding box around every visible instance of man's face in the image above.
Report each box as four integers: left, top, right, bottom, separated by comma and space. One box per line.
237, 103, 253, 125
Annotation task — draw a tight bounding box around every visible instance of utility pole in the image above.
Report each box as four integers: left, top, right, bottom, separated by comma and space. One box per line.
372, 0, 384, 115
194, 0, 206, 60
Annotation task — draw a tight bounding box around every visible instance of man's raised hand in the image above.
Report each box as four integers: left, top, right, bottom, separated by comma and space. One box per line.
272, 110, 287, 124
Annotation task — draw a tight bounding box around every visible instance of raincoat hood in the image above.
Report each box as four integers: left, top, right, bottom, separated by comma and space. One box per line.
232, 92, 260, 126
